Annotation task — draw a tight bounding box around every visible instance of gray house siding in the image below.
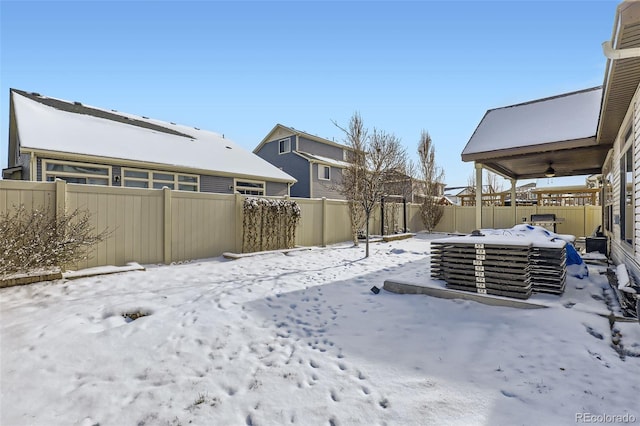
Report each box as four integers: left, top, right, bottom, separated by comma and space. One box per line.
112, 166, 122, 186
266, 182, 288, 196
33, 159, 287, 195
311, 163, 344, 200
18, 153, 30, 180
201, 175, 234, 194
255, 139, 309, 198
297, 137, 345, 161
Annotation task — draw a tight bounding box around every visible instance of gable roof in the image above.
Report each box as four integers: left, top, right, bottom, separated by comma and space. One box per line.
254, 123, 350, 154
461, 87, 606, 180
11, 89, 296, 183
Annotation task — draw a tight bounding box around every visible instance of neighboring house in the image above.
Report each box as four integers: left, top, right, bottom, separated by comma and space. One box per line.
3, 89, 296, 196
254, 123, 443, 202
253, 124, 349, 199
410, 180, 448, 205
444, 185, 495, 206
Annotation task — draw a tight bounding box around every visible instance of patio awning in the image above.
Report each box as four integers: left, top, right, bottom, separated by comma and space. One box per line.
461, 87, 605, 180
461, 1, 640, 181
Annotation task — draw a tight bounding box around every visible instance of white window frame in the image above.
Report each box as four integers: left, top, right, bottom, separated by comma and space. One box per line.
234, 179, 265, 196
42, 159, 111, 186
278, 138, 291, 154
620, 127, 634, 246
318, 164, 331, 181
122, 168, 199, 191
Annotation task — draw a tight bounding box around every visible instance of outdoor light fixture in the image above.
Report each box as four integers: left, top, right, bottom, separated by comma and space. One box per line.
544, 164, 555, 178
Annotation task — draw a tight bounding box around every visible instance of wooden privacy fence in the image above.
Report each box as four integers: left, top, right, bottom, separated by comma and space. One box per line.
0, 180, 602, 270
433, 205, 602, 237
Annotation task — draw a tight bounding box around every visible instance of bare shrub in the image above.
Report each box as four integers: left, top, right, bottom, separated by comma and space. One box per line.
0, 204, 110, 276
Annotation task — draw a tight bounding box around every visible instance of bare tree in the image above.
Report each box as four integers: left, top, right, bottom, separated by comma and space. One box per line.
467, 171, 476, 193
336, 113, 407, 257
417, 130, 445, 232
333, 112, 367, 246
485, 170, 503, 193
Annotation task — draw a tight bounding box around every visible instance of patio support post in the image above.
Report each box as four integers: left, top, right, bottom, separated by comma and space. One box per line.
510, 178, 517, 225
475, 162, 483, 229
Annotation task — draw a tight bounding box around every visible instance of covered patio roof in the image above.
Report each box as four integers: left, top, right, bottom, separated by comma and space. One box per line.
461, 1, 640, 182
461, 87, 605, 180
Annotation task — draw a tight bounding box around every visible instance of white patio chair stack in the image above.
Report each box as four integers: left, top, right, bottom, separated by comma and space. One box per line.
431, 239, 533, 299
431, 235, 567, 299
528, 245, 567, 294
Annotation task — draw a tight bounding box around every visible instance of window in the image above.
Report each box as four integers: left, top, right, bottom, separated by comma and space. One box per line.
234, 179, 265, 196
603, 156, 614, 233
318, 165, 330, 181
122, 168, 199, 191
279, 138, 291, 154
620, 129, 634, 245
43, 160, 110, 185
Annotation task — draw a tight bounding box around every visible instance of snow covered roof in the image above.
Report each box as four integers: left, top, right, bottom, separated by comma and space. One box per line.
461, 87, 609, 180
295, 151, 350, 168
11, 90, 296, 183
463, 87, 602, 156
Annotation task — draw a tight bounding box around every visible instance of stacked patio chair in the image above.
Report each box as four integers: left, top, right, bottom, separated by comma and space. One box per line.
431, 234, 567, 299
528, 245, 567, 294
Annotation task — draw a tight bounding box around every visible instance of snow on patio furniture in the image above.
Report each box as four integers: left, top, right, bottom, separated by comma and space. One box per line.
431, 225, 573, 299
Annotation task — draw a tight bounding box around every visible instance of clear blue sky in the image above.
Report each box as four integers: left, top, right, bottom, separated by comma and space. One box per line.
0, 0, 617, 187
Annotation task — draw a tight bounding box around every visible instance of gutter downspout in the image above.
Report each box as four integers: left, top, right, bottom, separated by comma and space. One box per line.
309, 161, 314, 198
602, 41, 640, 60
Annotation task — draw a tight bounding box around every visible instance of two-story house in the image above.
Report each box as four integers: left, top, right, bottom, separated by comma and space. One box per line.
253, 124, 349, 199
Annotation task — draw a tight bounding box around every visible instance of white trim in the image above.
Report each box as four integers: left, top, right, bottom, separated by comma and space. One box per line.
42, 159, 111, 186
278, 138, 291, 154
318, 164, 331, 181
121, 167, 199, 191
234, 178, 265, 196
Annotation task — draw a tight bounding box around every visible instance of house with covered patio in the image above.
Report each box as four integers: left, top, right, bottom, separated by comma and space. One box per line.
462, 1, 640, 307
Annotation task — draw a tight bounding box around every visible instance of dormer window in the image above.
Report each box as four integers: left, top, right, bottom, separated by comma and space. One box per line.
279, 138, 291, 154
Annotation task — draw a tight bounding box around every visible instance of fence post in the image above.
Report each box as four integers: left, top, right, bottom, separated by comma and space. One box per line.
55, 178, 67, 220
163, 187, 172, 264
236, 192, 244, 253
322, 197, 327, 247
401, 198, 406, 233
380, 197, 385, 236
453, 204, 458, 233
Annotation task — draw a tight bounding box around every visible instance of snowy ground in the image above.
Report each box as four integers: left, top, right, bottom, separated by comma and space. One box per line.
1, 233, 639, 426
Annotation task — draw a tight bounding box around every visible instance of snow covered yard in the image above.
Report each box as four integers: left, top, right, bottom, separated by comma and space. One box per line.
1, 234, 639, 426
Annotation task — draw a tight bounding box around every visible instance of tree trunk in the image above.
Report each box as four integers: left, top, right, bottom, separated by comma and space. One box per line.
365, 212, 370, 258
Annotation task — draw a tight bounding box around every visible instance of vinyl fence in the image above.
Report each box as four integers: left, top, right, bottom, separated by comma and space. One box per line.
0, 180, 602, 270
